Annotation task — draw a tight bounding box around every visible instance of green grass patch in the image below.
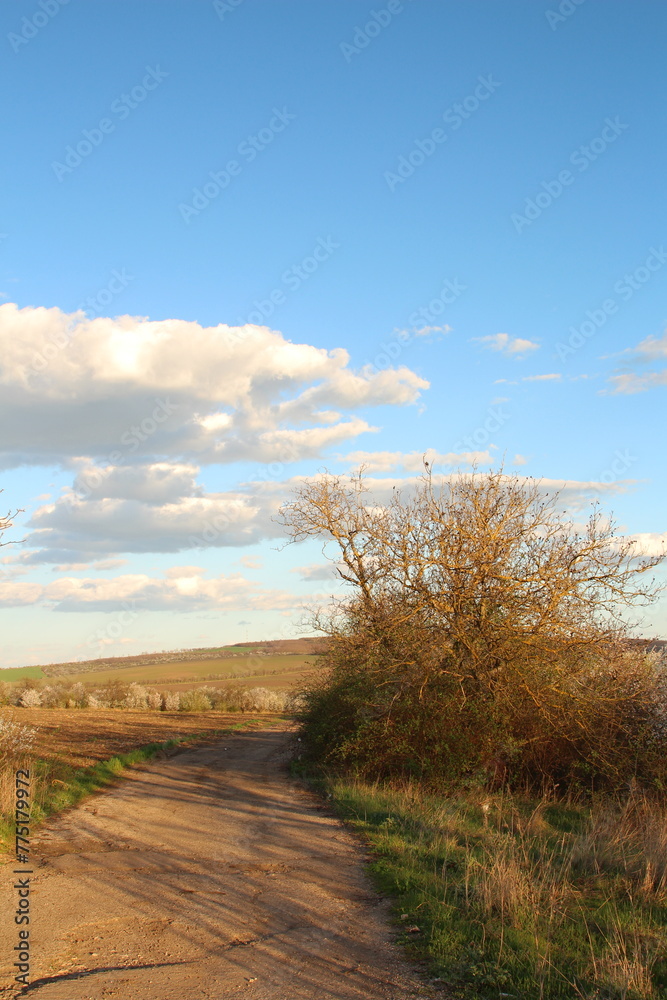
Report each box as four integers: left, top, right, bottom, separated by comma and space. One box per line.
0, 666, 44, 681
320, 777, 667, 999
41, 653, 313, 687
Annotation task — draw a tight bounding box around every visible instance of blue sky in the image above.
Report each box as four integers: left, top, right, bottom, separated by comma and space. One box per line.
0, 0, 665, 668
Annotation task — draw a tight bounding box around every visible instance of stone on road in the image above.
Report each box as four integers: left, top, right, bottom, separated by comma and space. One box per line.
0, 726, 438, 999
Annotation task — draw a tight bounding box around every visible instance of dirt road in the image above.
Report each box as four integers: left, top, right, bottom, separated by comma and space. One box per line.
0, 726, 439, 999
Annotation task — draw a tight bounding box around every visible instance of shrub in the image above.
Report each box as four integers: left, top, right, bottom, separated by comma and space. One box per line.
0, 717, 36, 763
18, 688, 42, 708
123, 683, 149, 709
69, 682, 88, 707
146, 689, 162, 710
282, 467, 667, 792
179, 689, 212, 712
244, 686, 288, 712
99, 680, 130, 708
163, 691, 180, 711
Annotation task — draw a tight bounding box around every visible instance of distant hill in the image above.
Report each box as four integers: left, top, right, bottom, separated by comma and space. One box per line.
230, 638, 329, 655
625, 638, 667, 657
2, 635, 662, 682
23, 638, 328, 678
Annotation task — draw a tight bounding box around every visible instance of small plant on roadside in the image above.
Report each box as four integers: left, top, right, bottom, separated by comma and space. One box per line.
0, 716, 36, 764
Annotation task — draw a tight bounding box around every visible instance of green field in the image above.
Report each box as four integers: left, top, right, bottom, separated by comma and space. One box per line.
37, 653, 318, 689
0, 665, 44, 681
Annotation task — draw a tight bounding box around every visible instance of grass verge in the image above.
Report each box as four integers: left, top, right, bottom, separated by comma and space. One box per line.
313, 775, 667, 999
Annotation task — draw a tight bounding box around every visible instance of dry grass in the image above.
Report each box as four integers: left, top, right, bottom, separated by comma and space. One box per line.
325, 779, 667, 998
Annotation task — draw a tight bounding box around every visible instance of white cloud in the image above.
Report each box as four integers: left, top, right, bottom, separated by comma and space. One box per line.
627, 330, 667, 361
522, 373, 562, 382
239, 555, 263, 569
0, 303, 427, 468
474, 333, 539, 357
624, 532, 667, 558
0, 568, 305, 613
23, 486, 284, 562
607, 329, 667, 393
0, 580, 44, 607
608, 370, 667, 394
17, 467, 638, 566
71, 461, 202, 504
513, 454, 528, 465
413, 324, 451, 338
292, 562, 340, 581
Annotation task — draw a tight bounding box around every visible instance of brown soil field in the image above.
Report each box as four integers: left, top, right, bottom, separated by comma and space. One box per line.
2, 708, 284, 770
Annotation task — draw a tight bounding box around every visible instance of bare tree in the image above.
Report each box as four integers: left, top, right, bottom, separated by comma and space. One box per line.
0, 494, 22, 548
280, 467, 666, 786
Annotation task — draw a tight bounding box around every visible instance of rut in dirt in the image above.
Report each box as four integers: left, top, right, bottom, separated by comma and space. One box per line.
0, 725, 440, 1000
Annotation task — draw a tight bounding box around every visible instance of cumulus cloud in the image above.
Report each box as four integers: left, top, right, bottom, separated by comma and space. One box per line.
3, 568, 305, 613
0, 580, 44, 607
474, 333, 539, 357
18, 466, 637, 566
0, 303, 427, 468
522, 373, 561, 382
71, 462, 202, 504
23, 486, 285, 562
